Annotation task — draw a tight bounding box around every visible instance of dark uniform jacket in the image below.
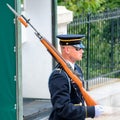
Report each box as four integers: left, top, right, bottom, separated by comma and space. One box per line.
48, 63, 95, 120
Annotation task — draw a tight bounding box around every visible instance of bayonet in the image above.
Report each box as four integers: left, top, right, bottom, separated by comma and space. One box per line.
7, 3, 19, 17
7, 3, 28, 27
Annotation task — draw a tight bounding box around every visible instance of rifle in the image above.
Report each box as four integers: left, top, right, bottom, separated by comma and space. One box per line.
7, 4, 97, 106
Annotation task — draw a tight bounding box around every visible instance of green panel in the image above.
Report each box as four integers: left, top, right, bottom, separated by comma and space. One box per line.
0, 1, 16, 120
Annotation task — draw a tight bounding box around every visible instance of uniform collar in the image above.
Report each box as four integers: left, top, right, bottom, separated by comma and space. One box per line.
66, 61, 75, 70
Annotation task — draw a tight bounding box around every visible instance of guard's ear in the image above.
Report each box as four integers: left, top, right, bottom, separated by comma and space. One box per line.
65, 46, 70, 54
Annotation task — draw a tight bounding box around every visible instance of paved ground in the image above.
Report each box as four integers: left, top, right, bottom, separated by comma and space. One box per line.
87, 81, 120, 120
23, 99, 52, 120
23, 80, 120, 120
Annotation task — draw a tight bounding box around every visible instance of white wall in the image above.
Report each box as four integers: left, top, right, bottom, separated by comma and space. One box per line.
22, 1, 73, 99
57, 6, 73, 51
22, 0, 52, 99
57, 6, 73, 34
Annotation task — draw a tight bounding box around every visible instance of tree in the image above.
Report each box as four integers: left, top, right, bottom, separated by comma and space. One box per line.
58, 0, 106, 16
58, 0, 120, 16
103, 0, 120, 10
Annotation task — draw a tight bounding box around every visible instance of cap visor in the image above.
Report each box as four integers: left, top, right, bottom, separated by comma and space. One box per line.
73, 43, 85, 49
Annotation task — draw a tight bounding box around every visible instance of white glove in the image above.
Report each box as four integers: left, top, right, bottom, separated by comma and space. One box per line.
95, 105, 104, 117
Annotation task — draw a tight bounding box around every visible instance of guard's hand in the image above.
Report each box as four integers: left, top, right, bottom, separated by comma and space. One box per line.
95, 105, 104, 117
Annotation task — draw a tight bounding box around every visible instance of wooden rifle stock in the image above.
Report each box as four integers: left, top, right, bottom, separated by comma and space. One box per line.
40, 37, 97, 106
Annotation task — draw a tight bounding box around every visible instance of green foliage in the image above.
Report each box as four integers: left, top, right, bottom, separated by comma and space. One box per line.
58, 0, 105, 16
58, 0, 120, 16
103, 0, 120, 10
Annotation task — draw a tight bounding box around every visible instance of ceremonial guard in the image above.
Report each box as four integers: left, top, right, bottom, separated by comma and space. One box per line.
48, 34, 104, 120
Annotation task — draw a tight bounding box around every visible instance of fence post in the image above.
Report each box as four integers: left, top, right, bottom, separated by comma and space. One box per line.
110, 20, 114, 72
86, 13, 90, 91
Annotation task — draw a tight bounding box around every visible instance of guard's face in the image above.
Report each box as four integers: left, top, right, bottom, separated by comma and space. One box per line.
69, 46, 84, 61
62, 45, 84, 63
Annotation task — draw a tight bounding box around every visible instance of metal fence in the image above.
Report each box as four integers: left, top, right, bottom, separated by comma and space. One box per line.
67, 9, 120, 90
